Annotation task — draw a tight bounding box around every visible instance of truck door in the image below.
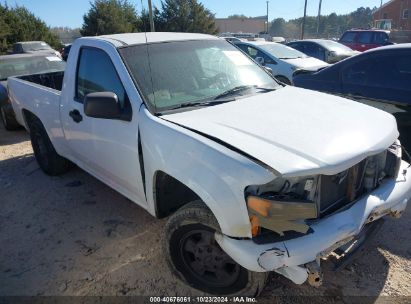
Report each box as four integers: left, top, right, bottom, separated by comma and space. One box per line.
61, 46, 146, 205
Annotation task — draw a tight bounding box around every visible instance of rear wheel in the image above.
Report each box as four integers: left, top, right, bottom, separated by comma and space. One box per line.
0, 105, 20, 131
27, 115, 71, 175
163, 201, 268, 296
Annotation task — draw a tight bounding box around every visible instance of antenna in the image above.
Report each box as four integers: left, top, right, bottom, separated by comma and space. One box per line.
140, 0, 156, 110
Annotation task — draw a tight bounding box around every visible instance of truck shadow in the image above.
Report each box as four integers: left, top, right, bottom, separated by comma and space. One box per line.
0, 123, 28, 146
0, 151, 409, 299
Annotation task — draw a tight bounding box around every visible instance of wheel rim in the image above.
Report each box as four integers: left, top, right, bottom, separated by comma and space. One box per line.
179, 229, 241, 288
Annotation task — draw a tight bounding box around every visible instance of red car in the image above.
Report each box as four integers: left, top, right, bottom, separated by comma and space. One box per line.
339, 30, 392, 52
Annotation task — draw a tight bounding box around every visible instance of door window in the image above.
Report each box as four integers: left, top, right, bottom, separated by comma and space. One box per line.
358, 32, 373, 44
367, 52, 411, 91
287, 43, 303, 51
304, 43, 325, 60
237, 44, 273, 63
342, 58, 374, 85
340, 32, 356, 43
373, 32, 389, 44
76, 48, 127, 108
245, 46, 258, 58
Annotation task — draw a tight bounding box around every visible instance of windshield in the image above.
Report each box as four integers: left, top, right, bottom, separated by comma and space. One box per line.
0, 56, 66, 80
318, 40, 353, 52
259, 43, 307, 59
22, 42, 52, 52
120, 40, 280, 113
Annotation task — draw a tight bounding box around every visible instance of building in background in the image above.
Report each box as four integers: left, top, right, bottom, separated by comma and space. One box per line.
215, 16, 267, 35
373, 0, 411, 30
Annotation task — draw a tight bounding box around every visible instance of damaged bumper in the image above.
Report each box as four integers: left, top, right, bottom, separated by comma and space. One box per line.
215, 160, 411, 285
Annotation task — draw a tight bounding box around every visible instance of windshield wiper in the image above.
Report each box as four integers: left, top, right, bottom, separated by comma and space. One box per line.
213, 85, 256, 100
158, 86, 277, 114
214, 85, 277, 100
162, 99, 234, 112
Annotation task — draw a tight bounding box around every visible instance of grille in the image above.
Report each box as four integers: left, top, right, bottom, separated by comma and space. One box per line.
318, 144, 401, 217
319, 160, 366, 216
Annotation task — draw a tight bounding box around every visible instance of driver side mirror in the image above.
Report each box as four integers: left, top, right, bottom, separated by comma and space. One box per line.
84, 92, 121, 120
255, 56, 265, 66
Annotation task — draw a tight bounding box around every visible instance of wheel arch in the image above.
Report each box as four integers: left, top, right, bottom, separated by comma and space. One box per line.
153, 170, 202, 218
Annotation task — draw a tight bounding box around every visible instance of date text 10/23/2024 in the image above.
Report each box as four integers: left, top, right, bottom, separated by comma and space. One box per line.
149, 297, 257, 303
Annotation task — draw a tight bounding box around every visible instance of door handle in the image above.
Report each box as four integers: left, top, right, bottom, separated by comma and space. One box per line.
69, 109, 83, 123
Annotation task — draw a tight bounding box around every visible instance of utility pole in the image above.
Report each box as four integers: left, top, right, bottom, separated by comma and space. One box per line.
148, 0, 155, 32
266, 1, 269, 34
301, 0, 308, 39
316, 0, 322, 37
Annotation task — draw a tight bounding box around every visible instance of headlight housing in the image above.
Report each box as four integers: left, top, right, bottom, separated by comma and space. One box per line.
245, 176, 319, 237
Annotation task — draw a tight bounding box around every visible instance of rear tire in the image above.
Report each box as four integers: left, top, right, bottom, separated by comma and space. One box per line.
163, 201, 268, 296
0, 105, 20, 131
27, 115, 71, 175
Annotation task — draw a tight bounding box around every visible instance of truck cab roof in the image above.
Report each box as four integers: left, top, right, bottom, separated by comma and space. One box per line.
82, 32, 220, 47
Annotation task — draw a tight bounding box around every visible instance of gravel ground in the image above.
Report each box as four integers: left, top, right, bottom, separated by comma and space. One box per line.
0, 123, 410, 303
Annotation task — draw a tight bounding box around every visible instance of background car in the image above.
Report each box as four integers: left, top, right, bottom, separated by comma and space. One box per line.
0, 53, 66, 130
287, 39, 360, 63
12, 41, 62, 58
293, 44, 411, 151
61, 44, 72, 61
234, 41, 328, 84
339, 29, 392, 52
221, 37, 245, 43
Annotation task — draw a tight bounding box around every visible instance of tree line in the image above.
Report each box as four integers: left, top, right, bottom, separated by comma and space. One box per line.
0, 3, 61, 54
1, 0, 376, 55
80, 0, 218, 36
269, 7, 375, 39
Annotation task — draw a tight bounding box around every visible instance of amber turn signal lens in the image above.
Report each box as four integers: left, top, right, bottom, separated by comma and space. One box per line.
247, 196, 271, 217
249, 215, 260, 237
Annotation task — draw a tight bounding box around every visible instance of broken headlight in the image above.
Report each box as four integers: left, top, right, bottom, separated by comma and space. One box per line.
245, 176, 319, 237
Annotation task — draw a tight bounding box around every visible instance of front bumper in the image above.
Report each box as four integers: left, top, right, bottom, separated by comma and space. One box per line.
216, 160, 411, 284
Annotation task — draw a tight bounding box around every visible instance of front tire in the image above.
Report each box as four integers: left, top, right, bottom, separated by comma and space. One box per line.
163, 201, 267, 296
27, 115, 71, 175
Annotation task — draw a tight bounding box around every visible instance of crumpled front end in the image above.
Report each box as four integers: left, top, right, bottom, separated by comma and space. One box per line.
216, 151, 411, 285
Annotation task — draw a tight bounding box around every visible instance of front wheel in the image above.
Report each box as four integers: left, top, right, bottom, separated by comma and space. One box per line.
163, 201, 267, 296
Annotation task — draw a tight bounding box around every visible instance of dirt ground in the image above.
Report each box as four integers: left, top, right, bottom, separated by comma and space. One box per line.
0, 123, 410, 303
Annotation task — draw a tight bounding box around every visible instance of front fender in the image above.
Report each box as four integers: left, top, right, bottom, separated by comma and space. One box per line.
139, 108, 275, 238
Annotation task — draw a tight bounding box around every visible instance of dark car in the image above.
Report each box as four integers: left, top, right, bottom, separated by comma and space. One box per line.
339, 30, 392, 52
61, 44, 72, 61
293, 44, 411, 151
0, 53, 66, 130
287, 39, 360, 63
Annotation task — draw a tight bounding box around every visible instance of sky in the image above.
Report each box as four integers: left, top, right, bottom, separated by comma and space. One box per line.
5, 0, 386, 28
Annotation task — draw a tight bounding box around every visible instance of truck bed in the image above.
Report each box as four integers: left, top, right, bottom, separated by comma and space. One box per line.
8, 71, 64, 147
17, 71, 64, 92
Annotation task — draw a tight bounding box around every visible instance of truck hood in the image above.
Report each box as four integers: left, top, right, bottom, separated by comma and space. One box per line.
283, 57, 328, 71
163, 86, 398, 176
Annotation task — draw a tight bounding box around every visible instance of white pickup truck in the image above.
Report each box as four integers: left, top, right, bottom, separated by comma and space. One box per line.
8, 33, 411, 296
